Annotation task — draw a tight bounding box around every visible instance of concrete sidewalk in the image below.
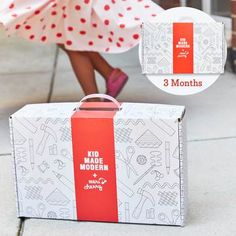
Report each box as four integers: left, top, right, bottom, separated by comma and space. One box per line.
0, 29, 236, 236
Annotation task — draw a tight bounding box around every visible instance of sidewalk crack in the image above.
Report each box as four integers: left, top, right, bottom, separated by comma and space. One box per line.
17, 218, 25, 236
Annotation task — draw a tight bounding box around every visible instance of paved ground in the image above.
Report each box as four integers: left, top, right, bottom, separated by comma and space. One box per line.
0, 28, 236, 236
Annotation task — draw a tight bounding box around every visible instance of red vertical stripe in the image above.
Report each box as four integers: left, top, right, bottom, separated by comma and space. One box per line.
71, 102, 118, 222
173, 23, 193, 74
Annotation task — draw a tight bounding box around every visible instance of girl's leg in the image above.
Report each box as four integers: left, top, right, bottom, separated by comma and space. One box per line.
87, 52, 121, 81
58, 44, 99, 98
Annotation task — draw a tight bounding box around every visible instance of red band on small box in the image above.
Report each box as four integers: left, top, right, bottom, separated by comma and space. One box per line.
71, 102, 118, 222
173, 22, 193, 74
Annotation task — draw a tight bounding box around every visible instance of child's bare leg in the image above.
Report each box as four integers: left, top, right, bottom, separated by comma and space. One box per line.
87, 52, 116, 81
58, 44, 99, 98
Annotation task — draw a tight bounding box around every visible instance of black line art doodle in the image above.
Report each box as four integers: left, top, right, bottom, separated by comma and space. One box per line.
54, 159, 66, 170
38, 161, 50, 173
59, 208, 70, 218
59, 126, 71, 142
19, 166, 29, 176
15, 147, 27, 164
14, 128, 26, 145
47, 211, 57, 218
117, 179, 134, 197
37, 124, 57, 155
52, 171, 74, 192
142, 182, 179, 189
172, 146, 179, 159
136, 155, 147, 165
115, 128, 133, 143
25, 186, 43, 200
135, 130, 162, 148
116, 149, 138, 178
61, 149, 72, 161
165, 141, 171, 174
150, 151, 162, 166
19, 177, 54, 185
146, 208, 155, 219
46, 188, 70, 206
45, 118, 68, 125
158, 209, 180, 225
158, 191, 178, 206
115, 119, 145, 126
151, 119, 176, 136
15, 118, 38, 134
28, 138, 34, 170
132, 188, 155, 219
173, 168, 180, 177
49, 144, 58, 155
125, 202, 130, 222
133, 165, 157, 185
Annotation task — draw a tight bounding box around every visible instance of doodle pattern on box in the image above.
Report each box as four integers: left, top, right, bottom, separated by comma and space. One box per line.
10, 102, 186, 226
10, 103, 77, 220
114, 103, 186, 225
142, 22, 225, 74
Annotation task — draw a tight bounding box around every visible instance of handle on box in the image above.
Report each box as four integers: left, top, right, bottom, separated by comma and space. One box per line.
76, 93, 121, 111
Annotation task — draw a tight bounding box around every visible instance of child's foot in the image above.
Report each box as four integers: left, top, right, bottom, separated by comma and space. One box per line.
106, 68, 128, 98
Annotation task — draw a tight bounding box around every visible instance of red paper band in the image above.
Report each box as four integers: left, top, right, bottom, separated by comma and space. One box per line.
71, 102, 118, 222
173, 22, 193, 74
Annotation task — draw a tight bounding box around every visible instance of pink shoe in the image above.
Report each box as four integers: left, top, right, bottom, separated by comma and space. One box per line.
106, 68, 129, 98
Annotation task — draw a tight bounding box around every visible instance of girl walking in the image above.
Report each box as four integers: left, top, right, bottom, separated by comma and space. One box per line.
0, 0, 163, 98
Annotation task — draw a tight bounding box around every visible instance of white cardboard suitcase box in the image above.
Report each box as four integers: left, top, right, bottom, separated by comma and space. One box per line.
9, 95, 187, 226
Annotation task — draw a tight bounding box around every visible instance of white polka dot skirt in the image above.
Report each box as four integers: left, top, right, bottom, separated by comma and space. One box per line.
0, 0, 163, 53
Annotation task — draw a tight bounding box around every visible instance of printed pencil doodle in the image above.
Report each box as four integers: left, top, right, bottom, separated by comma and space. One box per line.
165, 141, 171, 175
46, 188, 70, 206
124, 202, 130, 222
133, 165, 162, 185
135, 130, 162, 148
28, 138, 35, 170
52, 171, 74, 192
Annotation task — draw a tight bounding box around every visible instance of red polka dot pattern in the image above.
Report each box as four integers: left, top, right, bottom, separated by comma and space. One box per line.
0, 0, 163, 53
